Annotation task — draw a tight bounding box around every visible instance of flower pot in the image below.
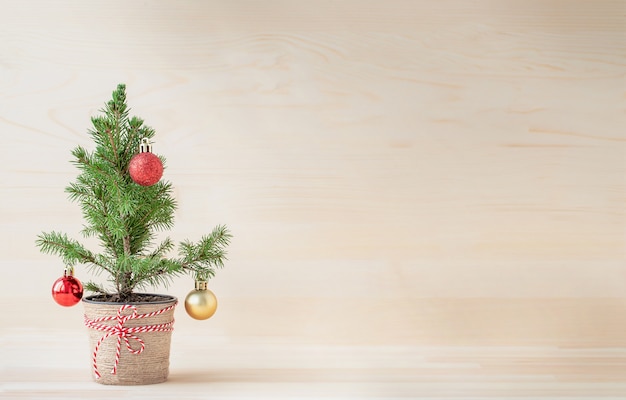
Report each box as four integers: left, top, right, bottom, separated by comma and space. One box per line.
83, 294, 177, 385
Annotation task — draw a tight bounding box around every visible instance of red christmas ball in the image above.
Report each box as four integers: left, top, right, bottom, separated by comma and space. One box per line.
52, 272, 83, 307
129, 152, 163, 186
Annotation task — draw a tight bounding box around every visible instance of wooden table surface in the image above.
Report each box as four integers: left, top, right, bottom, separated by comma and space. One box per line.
1, 0, 625, 398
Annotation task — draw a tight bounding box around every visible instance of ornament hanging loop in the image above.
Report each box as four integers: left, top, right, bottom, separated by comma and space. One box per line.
139, 138, 153, 153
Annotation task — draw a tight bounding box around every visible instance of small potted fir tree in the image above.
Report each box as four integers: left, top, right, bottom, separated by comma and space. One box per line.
36, 84, 231, 385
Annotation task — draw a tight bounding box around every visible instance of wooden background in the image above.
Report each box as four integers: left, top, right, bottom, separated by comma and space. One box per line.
1, 0, 625, 398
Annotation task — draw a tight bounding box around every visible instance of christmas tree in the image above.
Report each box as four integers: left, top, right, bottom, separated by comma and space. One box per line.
36, 84, 231, 303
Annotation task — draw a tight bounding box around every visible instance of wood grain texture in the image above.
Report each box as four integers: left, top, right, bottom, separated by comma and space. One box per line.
0, 0, 625, 397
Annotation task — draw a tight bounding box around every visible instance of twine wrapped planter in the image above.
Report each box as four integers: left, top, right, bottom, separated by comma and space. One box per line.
83, 294, 177, 385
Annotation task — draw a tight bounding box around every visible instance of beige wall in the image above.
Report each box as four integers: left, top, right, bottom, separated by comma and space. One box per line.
1, 0, 625, 346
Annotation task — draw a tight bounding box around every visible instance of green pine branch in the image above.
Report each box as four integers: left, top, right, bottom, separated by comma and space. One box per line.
36, 231, 114, 276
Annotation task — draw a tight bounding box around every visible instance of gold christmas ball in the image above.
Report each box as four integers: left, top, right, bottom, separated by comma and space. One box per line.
184, 281, 218, 320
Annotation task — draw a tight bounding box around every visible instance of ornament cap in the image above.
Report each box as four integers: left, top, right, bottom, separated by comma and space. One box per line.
195, 280, 208, 291
64, 266, 75, 277
139, 137, 153, 153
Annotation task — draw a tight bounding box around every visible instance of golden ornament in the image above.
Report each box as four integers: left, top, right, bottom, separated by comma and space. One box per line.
184, 280, 218, 320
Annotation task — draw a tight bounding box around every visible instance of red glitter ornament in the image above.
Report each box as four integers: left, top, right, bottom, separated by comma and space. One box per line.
128, 138, 163, 186
52, 267, 83, 307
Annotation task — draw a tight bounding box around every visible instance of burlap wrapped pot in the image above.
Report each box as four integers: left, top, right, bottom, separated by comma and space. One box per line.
83, 294, 177, 385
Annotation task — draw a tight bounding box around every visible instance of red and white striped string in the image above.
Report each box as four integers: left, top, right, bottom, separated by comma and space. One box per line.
84, 302, 176, 379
